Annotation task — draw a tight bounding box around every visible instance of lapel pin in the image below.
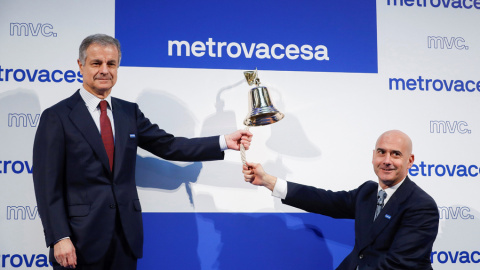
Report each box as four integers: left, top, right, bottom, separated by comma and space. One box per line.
130, 134, 136, 138
385, 214, 391, 220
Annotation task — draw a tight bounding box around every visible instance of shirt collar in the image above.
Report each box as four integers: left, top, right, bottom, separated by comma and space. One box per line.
79, 87, 113, 112
378, 177, 406, 201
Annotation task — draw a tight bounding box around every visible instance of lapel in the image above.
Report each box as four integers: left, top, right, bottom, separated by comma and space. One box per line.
359, 177, 415, 250
356, 183, 378, 248
111, 97, 130, 179
67, 90, 112, 176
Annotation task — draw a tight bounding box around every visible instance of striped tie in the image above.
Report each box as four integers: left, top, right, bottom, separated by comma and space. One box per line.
374, 189, 387, 221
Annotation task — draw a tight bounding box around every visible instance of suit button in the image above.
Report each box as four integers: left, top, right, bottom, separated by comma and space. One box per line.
359, 254, 364, 259
110, 204, 116, 209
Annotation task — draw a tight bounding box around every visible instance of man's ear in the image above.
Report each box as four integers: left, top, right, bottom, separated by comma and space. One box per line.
77, 59, 84, 75
407, 154, 415, 169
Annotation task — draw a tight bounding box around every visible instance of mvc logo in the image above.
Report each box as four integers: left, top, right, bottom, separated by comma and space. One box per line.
6, 206, 38, 220
430, 121, 471, 134
438, 206, 474, 220
10, 23, 57, 37
8, 113, 40, 127
428, 36, 468, 50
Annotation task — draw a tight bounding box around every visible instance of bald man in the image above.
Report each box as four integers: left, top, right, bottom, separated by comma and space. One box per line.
243, 130, 439, 270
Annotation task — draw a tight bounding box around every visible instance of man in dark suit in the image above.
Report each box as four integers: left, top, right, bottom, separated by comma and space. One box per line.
32, 34, 252, 269
242, 130, 439, 269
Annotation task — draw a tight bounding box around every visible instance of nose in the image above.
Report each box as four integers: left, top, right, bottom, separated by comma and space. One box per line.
99, 63, 109, 74
382, 154, 392, 165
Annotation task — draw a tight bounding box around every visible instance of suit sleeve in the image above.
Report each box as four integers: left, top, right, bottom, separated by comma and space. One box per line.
32, 108, 71, 247
282, 181, 358, 219
134, 104, 224, 161
376, 197, 439, 269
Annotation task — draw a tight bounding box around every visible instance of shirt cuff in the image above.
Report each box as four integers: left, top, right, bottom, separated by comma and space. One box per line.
53, 236, 70, 245
219, 135, 228, 151
272, 178, 288, 200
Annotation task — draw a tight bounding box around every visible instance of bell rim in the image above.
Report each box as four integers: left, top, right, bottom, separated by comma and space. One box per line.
243, 112, 284, 126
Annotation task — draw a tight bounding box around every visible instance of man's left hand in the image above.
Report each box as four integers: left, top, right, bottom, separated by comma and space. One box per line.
225, 130, 253, 151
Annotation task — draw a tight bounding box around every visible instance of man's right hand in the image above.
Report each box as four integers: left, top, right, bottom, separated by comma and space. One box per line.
242, 162, 277, 191
54, 238, 77, 269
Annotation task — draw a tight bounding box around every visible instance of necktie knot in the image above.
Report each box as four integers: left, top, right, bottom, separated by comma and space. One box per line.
377, 189, 387, 205
99, 100, 108, 112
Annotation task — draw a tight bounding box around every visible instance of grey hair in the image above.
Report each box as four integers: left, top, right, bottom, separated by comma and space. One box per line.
78, 34, 121, 65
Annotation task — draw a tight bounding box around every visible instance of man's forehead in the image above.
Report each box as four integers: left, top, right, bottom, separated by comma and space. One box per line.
85, 45, 119, 60
375, 136, 407, 153
87, 42, 117, 50
86, 44, 118, 54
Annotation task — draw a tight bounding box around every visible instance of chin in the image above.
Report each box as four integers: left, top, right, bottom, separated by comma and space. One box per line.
95, 87, 112, 93
96, 84, 112, 89
380, 178, 401, 187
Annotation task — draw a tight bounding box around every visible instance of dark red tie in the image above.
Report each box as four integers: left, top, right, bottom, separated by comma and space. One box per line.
99, 100, 114, 170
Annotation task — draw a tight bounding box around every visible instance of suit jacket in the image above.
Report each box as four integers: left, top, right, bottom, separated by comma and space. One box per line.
282, 177, 439, 270
32, 90, 224, 264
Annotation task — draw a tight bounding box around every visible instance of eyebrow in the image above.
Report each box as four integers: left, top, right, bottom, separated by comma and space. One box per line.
89, 58, 117, 64
377, 148, 403, 155
392, 150, 402, 155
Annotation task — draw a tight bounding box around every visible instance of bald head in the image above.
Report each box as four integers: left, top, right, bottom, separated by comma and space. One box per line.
372, 130, 415, 189
375, 130, 413, 156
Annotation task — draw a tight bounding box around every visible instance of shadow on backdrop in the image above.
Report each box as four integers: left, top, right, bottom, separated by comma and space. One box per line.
133, 88, 259, 206
0, 89, 41, 147
134, 90, 205, 206
134, 89, 204, 269
265, 88, 322, 158
200, 79, 243, 136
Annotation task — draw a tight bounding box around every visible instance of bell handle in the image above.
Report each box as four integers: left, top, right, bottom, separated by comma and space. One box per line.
240, 126, 250, 166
